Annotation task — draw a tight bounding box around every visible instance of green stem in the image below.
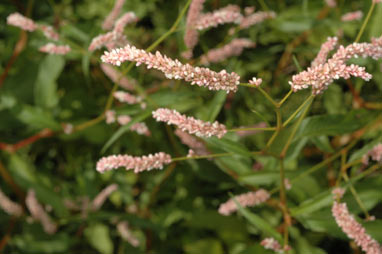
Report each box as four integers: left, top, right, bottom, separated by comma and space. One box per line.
278, 89, 293, 107
283, 94, 314, 127
228, 127, 276, 132
280, 96, 313, 158
279, 159, 289, 247
355, 2, 376, 43
240, 83, 278, 107
264, 108, 282, 150
171, 152, 233, 162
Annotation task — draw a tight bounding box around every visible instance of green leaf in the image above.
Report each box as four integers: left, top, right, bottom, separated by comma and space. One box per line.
34, 55, 65, 108
239, 171, 280, 186
214, 157, 252, 175
84, 223, 113, 254
205, 136, 254, 158
205, 91, 227, 122
323, 84, 345, 114
12, 233, 71, 253
101, 110, 152, 153
184, 239, 223, 254
232, 195, 283, 242
310, 136, 334, 153
16, 104, 61, 130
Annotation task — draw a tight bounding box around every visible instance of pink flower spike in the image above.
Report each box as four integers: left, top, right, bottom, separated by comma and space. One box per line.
113, 12, 138, 34
341, 11, 363, 22
218, 189, 270, 216
332, 187, 345, 199
91, 184, 118, 211
0, 188, 23, 217
311, 37, 338, 68
175, 129, 209, 156
96, 152, 172, 173
101, 44, 240, 92
195, 5, 243, 30
117, 221, 140, 247
200, 38, 255, 65
39, 25, 59, 41
239, 11, 276, 30
114, 91, 141, 104
102, 0, 126, 30
39, 43, 71, 55
25, 190, 57, 234
152, 108, 227, 138
184, 0, 205, 56
249, 77, 262, 87
332, 201, 382, 254
325, 0, 337, 8
7, 12, 37, 32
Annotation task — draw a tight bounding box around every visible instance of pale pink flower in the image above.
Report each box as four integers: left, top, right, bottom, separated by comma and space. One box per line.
114, 91, 141, 104
116, 115, 151, 136
7, 12, 37, 32
91, 184, 118, 211
341, 11, 363, 22
239, 11, 276, 29
39, 25, 59, 41
362, 143, 382, 165
101, 63, 135, 90
332, 201, 382, 254
0, 188, 23, 217
289, 37, 382, 94
249, 77, 262, 87
153, 108, 227, 138
195, 5, 242, 30
105, 110, 116, 124
218, 189, 270, 216
25, 190, 57, 234
325, 0, 337, 7
101, 44, 241, 92
175, 129, 209, 156
311, 37, 338, 68
117, 221, 140, 247
261, 238, 291, 253
200, 38, 255, 65
102, 0, 126, 30
187, 149, 195, 157
113, 12, 138, 34
96, 152, 172, 173
184, 0, 205, 56
39, 43, 71, 55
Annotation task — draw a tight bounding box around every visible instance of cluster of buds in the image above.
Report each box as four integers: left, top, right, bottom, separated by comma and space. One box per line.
289, 36, 382, 94
7, 12, 37, 31
249, 77, 263, 87
218, 189, 270, 215
153, 108, 227, 138
101, 44, 240, 92
113, 91, 145, 109
96, 152, 172, 173
200, 38, 255, 65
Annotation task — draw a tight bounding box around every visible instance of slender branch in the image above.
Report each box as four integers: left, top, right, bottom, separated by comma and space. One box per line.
279, 159, 290, 248
239, 83, 278, 107
355, 2, 376, 43
228, 127, 276, 132
278, 89, 293, 107
283, 94, 314, 127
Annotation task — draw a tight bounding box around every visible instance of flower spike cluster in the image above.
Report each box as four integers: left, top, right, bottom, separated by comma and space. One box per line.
200, 38, 255, 65
7, 12, 37, 31
152, 108, 227, 138
290, 36, 382, 94
96, 152, 172, 173
101, 44, 240, 92
218, 189, 270, 215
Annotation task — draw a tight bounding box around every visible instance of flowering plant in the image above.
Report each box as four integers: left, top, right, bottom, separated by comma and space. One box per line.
1, 0, 382, 253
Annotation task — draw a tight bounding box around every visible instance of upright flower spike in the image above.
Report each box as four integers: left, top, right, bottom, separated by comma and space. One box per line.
218, 189, 270, 216
113, 12, 138, 34
96, 152, 172, 173
102, 0, 126, 30
184, 0, 205, 58
7, 12, 37, 31
101, 44, 240, 92
153, 108, 227, 138
194, 5, 243, 30
289, 36, 382, 95
311, 37, 338, 68
200, 38, 255, 65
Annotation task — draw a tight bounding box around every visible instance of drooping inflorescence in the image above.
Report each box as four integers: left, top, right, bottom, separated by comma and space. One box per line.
96, 152, 172, 173
101, 44, 240, 92
289, 36, 382, 94
152, 108, 227, 138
